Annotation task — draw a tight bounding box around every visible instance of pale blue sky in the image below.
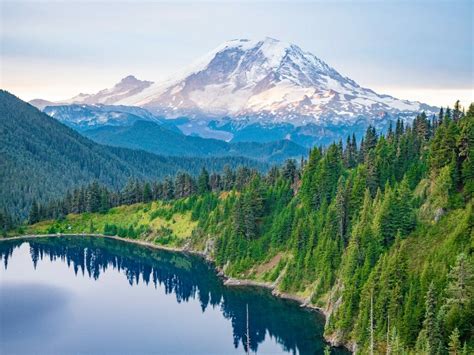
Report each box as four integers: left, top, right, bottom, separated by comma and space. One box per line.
1, 0, 472, 106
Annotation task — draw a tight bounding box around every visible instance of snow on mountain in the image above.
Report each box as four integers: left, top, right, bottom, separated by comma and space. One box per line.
68, 75, 154, 105
37, 38, 435, 126
43, 104, 162, 130
29, 76, 153, 110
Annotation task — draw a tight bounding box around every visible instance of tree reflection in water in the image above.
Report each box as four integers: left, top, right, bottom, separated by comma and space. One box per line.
0, 237, 348, 355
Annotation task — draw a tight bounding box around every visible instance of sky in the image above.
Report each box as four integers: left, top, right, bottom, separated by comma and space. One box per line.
1, 0, 473, 107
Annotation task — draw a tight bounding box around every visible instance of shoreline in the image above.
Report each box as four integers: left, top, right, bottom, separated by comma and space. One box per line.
1, 233, 352, 352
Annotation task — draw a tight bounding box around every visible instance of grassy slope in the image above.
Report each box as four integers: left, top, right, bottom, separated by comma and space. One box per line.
26, 202, 197, 248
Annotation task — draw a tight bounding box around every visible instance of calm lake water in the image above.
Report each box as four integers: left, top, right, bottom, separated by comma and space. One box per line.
0, 237, 350, 354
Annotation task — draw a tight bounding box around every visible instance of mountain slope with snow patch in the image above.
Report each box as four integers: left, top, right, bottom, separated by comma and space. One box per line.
32, 37, 436, 131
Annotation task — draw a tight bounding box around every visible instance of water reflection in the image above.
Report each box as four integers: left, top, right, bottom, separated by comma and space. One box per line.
0, 237, 349, 354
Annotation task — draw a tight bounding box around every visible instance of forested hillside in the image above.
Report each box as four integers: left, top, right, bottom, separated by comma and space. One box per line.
0, 91, 266, 220
10, 102, 474, 353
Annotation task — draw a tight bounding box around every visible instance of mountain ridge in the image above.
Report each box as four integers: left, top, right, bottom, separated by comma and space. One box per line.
30, 37, 436, 126
82, 119, 307, 162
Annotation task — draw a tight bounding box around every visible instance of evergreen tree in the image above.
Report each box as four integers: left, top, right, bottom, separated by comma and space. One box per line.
209, 173, 221, 192
222, 165, 235, 190
453, 100, 462, 121
457, 114, 474, 199
0, 209, 14, 235
198, 167, 210, 194
282, 159, 297, 182
364, 125, 378, 160
418, 282, 441, 354
442, 253, 474, 340
396, 119, 405, 138
142, 182, 153, 202
448, 328, 461, 355
162, 178, 174, 200
235, 166, 253, 191
28, 199, 40, 224
86, 181, 101, 213
438, 108, 444, 126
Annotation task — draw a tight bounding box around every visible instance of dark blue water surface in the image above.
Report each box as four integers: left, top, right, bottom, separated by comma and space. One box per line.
0, 237, 349, 354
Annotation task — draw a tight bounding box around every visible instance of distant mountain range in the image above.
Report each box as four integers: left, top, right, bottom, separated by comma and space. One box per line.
30, 37, 436, 146
43, 103, 163, 129
40, 104, 306, 162
82, 120, 306, 163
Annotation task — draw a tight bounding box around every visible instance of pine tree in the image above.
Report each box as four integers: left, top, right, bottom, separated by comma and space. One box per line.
222, 165, 235, 190
86, 181, 101, 213
142, 182, 152, 202
457, 114, 474, 199
0, 209, 14, 235
445, 107, 452, 121
364, 125, 378, 160
396, 119, 404, 138
442, 253, 474, 339
453, 100, 462, 121
235, 166, 252, 191
99, 188, 110, 213
421, 282, 441, 354
198, 167, 210, 194
448, 328, 461, 354
300, 147, 322, 208
389, 327, 405, 354
387, 121, 394, 140
335, 176, 349, 243
28, 199, 40, 224
370, 291, 375, 355
282, 159, 297, 182
209, 173, 221, 192
438, 107, 444, 126
366, 150, 379, 196
162, 177, 174, 200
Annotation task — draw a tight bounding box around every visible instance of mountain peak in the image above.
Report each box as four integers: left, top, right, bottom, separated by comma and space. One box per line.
117, 75, 153, 86
120, 75, 139, 83
221, 37, 285, 47
45, 38, 434, 123
217, 37, 291, 56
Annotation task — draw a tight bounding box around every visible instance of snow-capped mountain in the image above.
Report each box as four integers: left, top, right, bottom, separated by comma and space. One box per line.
39, 37, 434, 126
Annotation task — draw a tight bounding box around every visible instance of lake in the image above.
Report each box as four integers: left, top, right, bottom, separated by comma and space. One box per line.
0, 236, 350, 354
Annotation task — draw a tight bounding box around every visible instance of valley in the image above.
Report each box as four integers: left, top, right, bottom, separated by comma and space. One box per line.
4, 99, 472, 353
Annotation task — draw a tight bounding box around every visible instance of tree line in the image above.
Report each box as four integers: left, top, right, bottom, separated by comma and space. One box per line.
8, 101, 474, 353
25, 161, 300, 225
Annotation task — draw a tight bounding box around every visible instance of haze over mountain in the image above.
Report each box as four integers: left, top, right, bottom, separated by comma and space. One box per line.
82, 120, 306, 163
